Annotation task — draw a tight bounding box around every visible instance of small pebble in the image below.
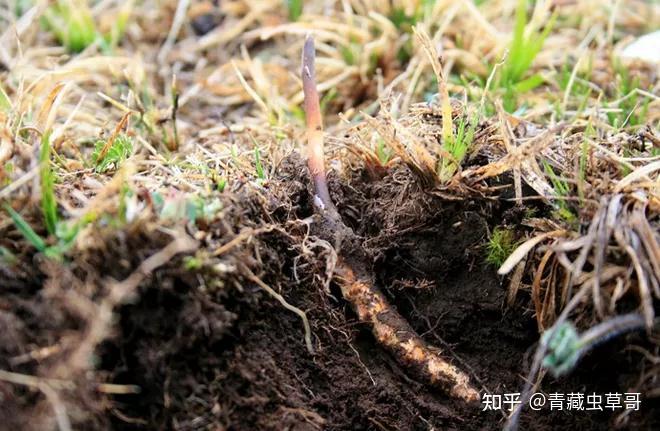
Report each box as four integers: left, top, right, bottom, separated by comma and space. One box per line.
192, 13, 218, 36
620, 31, 660, 63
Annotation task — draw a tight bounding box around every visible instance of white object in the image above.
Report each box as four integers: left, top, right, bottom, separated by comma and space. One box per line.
620, 30, 660, 63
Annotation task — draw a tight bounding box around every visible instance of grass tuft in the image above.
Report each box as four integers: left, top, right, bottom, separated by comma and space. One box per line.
438, 111, 478, 181
486, 227, 519, 268
41, 0, 133, 52
42, 0, 97, 53
91, 133, 133, 173
543, 161, 577, 224
498, 0, 556, 112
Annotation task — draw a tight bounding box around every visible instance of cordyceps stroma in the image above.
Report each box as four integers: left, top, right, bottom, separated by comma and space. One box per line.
300, 34, 479, 403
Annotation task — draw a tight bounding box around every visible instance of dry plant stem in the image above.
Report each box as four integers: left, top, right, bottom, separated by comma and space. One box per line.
302, 35, 478, 403
414, 28, 453, 146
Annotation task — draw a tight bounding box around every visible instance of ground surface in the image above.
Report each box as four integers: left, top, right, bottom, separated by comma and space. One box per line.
93, 160, 655, 430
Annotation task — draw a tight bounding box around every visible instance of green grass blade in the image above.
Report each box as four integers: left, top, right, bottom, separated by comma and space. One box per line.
0, 84, 11, 111
40, 132, 58, 235
254, 145, 265, 180
3, 204, 47, 252
104, 0, 133, 47
513, 74, 545, 93
506, 0, 528, 84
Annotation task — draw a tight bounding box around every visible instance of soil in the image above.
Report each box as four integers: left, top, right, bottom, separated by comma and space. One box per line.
1, 156, 658, 430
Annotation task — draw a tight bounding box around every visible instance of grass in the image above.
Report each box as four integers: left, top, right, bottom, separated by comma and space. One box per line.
42, 0, 97, 52
606, 60, 651, 129
497, 0, 557, 112
41, 0, 133, 52
2, 200, 92, 262
543, 161, 578, 225
158, 194, 222, 224
3, 203, 47, 252
254, 144, 265, 182
39, 132, 57, 235
388, 1, 436, 32
438, 111, 478, 181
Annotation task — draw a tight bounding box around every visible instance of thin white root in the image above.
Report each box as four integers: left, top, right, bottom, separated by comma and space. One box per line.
243, 265, 314, 354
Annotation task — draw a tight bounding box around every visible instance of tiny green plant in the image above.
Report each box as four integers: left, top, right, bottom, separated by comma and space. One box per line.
286, 0, 303, 22
249, 134, 266, 182
3, 132, 97, 260
183, 255, 203, 271
388, 0, 435, 31
486, 227, 518, 267
91, 133, 133, 173
542, 314, 646, 377
157, 193, 222, 224
388, 8, 419, 32
554, 58, 594, 118
320, 88, 338, 115
0, 246, 17, 265
415, 27, 472, 184
107, 0, 133, 48
2, 203, 91, 261
541, 320, 581, 376
543, 161, 577, 223
438, 111, 478, 181
340, 42, 359, 66
40, 132, 58, 235
42, 0, 133, 52
388, 1, 436, 64
375, 138, 392, 165
254, 145, 265, 182
497, 0, 556, 112
216, 176, 227, 192
606, 60, 650, 129
558, 60, 593, 99
13, 0, 32, 17
42, 0, 96, 53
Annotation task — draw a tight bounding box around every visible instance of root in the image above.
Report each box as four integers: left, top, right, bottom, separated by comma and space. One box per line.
301, 35, 479, 402
242, 265, 314, 354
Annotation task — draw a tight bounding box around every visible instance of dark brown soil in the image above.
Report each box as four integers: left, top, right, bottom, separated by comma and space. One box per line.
1, 156, 658, 430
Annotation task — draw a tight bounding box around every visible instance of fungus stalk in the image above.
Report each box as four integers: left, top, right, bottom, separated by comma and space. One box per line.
301, 35, 479, 403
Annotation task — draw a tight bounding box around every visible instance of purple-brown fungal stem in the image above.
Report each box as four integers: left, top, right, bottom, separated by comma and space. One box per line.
302, 35, 334, 212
